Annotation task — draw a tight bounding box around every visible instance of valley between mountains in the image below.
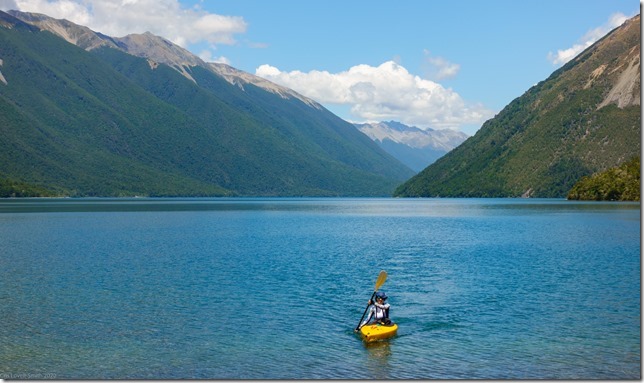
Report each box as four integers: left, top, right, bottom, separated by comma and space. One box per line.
0, 11, 640, 199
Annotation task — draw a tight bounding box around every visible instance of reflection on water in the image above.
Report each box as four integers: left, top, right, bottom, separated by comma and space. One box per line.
364, 340, 393, 379
0, 197, 639, 216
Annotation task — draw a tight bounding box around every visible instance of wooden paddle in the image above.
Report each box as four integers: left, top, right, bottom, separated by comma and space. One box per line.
355, 270, 387, 331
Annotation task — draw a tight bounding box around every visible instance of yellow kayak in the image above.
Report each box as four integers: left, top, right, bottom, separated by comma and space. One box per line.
359, 323, 398, 342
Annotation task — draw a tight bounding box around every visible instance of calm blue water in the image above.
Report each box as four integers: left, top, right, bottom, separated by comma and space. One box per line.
0, 198, 640, 379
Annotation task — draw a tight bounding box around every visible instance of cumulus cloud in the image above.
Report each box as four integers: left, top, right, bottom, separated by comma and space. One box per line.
548, 12, 629, 66
6, 0, 247, 49
256, 61, 494, 131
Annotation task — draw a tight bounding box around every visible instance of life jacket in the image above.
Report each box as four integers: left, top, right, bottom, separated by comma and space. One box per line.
363, 302, 390, 326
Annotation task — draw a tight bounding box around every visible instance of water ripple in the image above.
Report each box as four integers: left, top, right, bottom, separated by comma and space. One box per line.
0, 198, 639, 379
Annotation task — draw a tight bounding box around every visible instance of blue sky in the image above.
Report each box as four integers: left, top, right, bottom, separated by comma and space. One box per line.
2, 0, 639, 134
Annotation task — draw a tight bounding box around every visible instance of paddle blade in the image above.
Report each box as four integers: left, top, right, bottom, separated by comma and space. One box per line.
374, 270, 387, 291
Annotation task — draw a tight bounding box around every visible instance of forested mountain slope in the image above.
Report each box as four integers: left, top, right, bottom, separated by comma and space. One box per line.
0, 11, 413, 197
567, 156, 640, 201
395, 14, 640, 198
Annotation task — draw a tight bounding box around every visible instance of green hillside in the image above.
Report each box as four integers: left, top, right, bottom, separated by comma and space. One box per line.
395, 14, 640, 198
568, 156, 640, 201
0, 11, 413, 197
0, 177, 57, 197
0, 18, 230, 196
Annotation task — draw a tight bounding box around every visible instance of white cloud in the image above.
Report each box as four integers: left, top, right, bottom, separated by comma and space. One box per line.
198, 50, 230, 65
426, 56, 460, 80
548, 12, 629, 66
7, 0, 247, 48
422, 50, 460, 80
256, 61, 494, 131
0, 0, 18, 9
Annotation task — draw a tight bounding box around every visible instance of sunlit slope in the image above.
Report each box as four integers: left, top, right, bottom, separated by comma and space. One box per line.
395, 14, 640, 198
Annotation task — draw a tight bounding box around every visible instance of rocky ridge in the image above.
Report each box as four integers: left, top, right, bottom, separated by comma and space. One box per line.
8, 10, 321, 108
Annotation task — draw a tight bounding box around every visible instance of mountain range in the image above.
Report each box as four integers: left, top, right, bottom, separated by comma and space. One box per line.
0, 10, 639, 199
355, 121, 469, 172
395, 14, 641, 198
0, 10, 414, 197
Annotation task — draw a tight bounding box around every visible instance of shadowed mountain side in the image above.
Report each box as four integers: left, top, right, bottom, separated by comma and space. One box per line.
0, 10, 413, 197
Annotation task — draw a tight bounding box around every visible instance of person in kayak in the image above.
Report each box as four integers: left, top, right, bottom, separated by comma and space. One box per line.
360, 291, 392, 327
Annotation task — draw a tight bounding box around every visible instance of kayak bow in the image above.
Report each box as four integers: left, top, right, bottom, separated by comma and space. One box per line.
359, 323, 398, 342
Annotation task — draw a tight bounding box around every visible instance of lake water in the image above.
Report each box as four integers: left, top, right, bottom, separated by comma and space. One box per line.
0, 198, 640, 379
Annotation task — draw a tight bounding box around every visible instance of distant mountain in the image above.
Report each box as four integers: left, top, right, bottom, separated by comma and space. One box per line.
355, 121, 469, 172
395, 14, 640, 198
0, 10, 413, 197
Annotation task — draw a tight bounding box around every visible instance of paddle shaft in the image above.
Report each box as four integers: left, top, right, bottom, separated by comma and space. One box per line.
355, 291, 377, 331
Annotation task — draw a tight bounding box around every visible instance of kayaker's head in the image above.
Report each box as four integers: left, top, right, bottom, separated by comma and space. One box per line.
375, 291, 388, 302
